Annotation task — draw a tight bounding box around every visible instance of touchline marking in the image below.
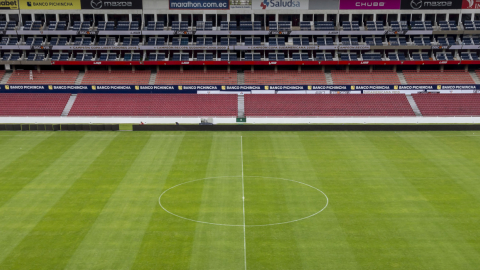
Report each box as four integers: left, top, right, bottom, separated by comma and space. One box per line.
241, 136, 247, 270
158, 176, 329, 227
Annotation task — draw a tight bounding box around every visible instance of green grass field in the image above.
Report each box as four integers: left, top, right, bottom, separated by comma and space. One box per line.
0, 131, 480, 270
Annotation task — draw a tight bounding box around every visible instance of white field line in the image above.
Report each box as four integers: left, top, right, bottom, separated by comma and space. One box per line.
241, 136, 247, 270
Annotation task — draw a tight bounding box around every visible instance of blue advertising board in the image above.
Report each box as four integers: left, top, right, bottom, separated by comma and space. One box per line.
0, 85, 478, 94
169, 0, 229, 9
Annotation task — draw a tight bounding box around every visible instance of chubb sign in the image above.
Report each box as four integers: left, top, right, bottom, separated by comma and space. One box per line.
253, 0, 307, 9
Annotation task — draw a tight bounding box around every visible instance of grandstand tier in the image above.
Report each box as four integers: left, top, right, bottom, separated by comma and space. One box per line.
68, 94, 238, 117
7, 70, 79, 85
412, 94, 480, 116
330, 71, 401, 85
155, 71, 238, 85
0, 93, 70, 116
81, 70, 151, 85
244, 70, 327, 85
403, 70, 475, 85
244, 94, 415, 117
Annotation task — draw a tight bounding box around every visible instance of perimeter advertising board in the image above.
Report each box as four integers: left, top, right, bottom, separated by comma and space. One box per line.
19, 0, 80, 9
0, 0, 18, 9
80, 0, 142, 9
463, 0, 480, 9
169, 0, 230, 9
339, 0, 400, 9
253, 0, 308, 10
401, 0, 462, 9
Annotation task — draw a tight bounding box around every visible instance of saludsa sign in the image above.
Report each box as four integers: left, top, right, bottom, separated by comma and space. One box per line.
253, 0, 308, 10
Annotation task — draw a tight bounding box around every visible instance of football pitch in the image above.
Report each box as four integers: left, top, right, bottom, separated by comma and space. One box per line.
0, 131, 480, 270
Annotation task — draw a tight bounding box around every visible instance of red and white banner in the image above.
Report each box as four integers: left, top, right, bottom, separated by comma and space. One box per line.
463, 0, 480, 9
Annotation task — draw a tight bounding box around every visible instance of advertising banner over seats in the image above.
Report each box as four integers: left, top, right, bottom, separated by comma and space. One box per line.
252, 0, 308, 10
0, 0, 18, 9
80, 0, 142, 9
463, 0, 480, 9
401, 0, 462, 9
19, 0, 80, 9
169, 0, 229, 9
339, 0, 400, 9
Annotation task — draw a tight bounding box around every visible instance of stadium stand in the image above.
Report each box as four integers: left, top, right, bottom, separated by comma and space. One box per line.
403, 70, 475, 84
412, 94, 480, 116
244, 94, 415, 117
331, 71, 401, 85
155, 70, 237, 85
7, 70, 79, 85
0, 70, 5, 81
81, 70, 151, 85
69, 94, 238, 116
243, 70, 327, 85
0, 93, 70, 116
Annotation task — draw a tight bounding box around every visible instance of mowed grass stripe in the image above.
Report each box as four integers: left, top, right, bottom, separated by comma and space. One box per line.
131, 132, 214, 270
389, 133, 480, 266
348, 133, 458, 269
267, 133, 359, 270
241, 134, 304, 270
326, 132, 444, 269
0, 132, 84, 208
65, 133, 184, 270
0, 132, 118, 265
0, 133, 150, 270
0, 132, 52, 172
189, 133, 244, 270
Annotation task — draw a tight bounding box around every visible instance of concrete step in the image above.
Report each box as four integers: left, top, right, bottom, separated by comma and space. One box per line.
469, 71, 480, 84
406, 94, 422, 117
0, 71, 12, 84
397, 72, 408, 85
61, 94, 77, 116
237, 71, 245, 85
237, 94, 245, 118
149, 72, 156, 85
325, 72, 334, 85
75, 72, 85, 85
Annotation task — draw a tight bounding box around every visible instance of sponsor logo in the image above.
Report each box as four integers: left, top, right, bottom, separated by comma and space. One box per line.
410, 0, 422, 8
93, 62, 101, 64
439, 61, 448, 64
260, 0, 268, 8
463, 0, 480, 9
0, 0, 18, 9
261, 0, 301, 9
361, 61, 369, 64
355, 1, 385, 7
268, 62, 277, 65
84, 0, 138, 9
181, 62, 190, 64
170, 0, 229, 10
174, 31, 195, 35
269, 31, 290, 35
410, 0, 453, 9
91, 0, 101, 8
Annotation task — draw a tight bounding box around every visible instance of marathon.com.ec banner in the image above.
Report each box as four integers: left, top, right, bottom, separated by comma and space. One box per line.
169, 0, 229, 9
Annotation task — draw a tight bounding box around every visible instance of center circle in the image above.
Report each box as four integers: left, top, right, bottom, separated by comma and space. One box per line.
159, 176, 328, 226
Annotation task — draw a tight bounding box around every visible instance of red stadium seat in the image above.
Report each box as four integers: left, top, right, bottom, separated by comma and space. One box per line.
331, 70, 401, 85
0, 93, 70, 116
403, 70, 474, 85
81, 70, 151, 85
412, 94, 480, 116
69, 94, 238, 116
7, 70, 79, 85
244, 70, 327, 85
244, 94, 415, 117
155, 70, 237, 85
